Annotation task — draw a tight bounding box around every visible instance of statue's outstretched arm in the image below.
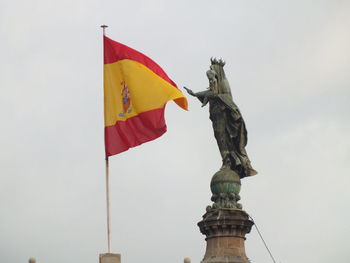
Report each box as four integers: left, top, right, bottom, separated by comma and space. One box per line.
194, 90, 215, 98
184, 87, 215, 98
183, 87, 195, 96
184, 87, 216, 105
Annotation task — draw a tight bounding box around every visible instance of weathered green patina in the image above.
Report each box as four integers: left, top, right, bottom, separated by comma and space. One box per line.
211, 171, 241, 196
209, 167, 242, 210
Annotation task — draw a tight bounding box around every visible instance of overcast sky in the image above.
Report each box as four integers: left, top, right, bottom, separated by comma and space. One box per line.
1, 1, 349, 263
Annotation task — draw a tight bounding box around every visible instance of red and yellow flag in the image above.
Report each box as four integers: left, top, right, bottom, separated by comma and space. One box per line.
103, 36, 188, 157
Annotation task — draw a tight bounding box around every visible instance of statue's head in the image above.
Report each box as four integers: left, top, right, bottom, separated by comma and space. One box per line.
209, 58, 232, 96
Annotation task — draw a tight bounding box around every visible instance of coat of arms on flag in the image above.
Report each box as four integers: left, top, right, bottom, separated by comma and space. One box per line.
119, 81, 132, 117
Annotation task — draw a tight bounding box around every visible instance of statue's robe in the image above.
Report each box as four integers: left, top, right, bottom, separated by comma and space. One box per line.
194, 90, 257, 178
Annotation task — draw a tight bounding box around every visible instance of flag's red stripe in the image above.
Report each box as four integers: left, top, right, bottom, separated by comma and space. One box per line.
104, 108, 167, 156
103, 36, 177, 87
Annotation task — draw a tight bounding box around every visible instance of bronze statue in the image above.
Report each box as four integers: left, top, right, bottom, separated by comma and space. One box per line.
185, 58, 257, 178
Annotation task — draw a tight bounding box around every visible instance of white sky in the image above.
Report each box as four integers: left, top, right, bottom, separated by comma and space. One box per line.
1, 1, 350, 263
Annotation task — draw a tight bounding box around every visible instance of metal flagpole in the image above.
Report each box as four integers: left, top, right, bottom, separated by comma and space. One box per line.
105, 157, 111, 253
101, 24, 111, 253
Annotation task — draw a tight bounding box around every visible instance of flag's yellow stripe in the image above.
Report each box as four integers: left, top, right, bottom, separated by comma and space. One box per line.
104, 59, 185, 127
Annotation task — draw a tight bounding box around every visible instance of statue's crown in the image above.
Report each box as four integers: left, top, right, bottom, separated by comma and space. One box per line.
210, 57, 226, 67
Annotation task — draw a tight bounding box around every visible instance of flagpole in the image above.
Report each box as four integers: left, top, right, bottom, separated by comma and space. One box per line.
105, 156, 111, 253
101, 24, 111, 253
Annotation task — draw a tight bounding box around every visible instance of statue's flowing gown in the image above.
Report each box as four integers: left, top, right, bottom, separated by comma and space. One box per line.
195, 90, 257, 178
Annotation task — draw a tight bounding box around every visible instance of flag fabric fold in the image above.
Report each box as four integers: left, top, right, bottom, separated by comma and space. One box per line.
103, 36, 188, 157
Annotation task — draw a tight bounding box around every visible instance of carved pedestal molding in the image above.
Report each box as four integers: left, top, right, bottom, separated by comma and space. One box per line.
198, 208, 253, 263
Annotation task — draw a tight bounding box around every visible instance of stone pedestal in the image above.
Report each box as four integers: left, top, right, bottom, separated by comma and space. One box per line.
198, 209, 253, 263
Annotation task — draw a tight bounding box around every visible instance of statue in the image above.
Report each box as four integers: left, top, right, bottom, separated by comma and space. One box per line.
184, 58, 257, 179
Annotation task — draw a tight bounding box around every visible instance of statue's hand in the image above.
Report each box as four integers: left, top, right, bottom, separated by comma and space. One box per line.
183, 86, 195, 96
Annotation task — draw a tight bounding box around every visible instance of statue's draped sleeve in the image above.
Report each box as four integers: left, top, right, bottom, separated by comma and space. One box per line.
193, 90, 213, 104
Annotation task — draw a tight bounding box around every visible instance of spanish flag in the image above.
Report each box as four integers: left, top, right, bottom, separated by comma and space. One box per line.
104, 36, 188, 157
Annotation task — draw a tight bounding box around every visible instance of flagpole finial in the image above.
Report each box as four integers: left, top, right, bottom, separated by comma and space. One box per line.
101, 25, 108, 36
